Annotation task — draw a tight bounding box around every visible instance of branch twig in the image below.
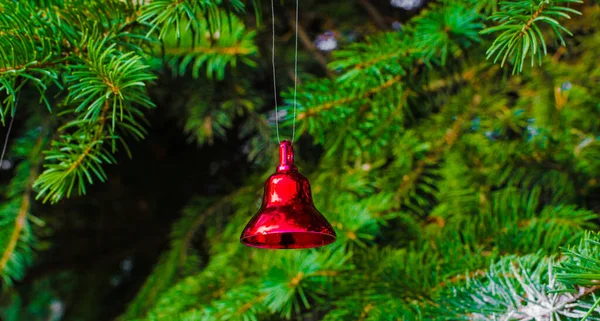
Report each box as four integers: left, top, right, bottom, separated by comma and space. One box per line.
288, 10, 333, 77
0, 137, 45, 273
298, 75, 402, 120
358, 0, 388, 30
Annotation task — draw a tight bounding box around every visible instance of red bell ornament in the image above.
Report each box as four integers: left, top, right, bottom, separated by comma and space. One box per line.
240, 140, 336, 249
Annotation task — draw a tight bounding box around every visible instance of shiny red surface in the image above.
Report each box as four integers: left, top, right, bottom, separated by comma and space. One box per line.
241, 140, 336, 249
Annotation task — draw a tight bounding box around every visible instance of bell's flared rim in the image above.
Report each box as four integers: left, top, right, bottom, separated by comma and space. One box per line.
240, 230, 337, 249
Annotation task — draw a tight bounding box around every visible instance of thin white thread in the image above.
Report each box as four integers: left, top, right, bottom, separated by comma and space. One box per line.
271, 0, 280, 143
292, 0, 298, 143
0, 96, 18, 169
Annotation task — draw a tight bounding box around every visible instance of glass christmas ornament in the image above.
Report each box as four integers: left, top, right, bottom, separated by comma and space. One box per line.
241, 140, 336, 249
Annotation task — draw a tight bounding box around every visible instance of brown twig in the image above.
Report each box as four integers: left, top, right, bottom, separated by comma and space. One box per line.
298, 74, 403, 120
288, 10, 333, 77
235, 294, 267, 316
0, 60, 58, 74
0, 173, 34, 272
64, 101, 110, 176
0, 137, 46, 273
358, 303, 374, 321
164, 45, 252, 56
519, 2, 549, 39
358, 0, 388, 30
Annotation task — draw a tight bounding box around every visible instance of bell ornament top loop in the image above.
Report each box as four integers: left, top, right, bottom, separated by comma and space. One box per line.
277, 140, 297, 172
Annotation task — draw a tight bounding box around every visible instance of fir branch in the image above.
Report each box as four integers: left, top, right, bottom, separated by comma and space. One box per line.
0, 129, 47, 285
358, 303, 375, 321
329, 32, 411, 83
161, 10, 257, 80
435, 255, 600, 320
481, 0, 583, 73
0, 60, 57, 74
203, 290, 267, 321
179, 79, 262, 146
297, 75, 402, 120
0, 0, 594, 319
142, 250, 248, 320
0, 33, 61, 119
33, 41, 155, 203
0, 168, 35, 275
164, 45, 252, 56
138, 0, 248, 39
122, 193, 241, 320
260, 249, 351, 318
396, 94, 480, 213
557, 231, 600, 288
0, 1, 151, 122
33, 102, 112, 203
236, 294, 266, 315
414, 2, 483, 65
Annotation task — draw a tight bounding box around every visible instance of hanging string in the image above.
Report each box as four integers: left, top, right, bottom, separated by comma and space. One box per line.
271, 0, 280, 143
291, 0, 298, 143
272, 0, 299, 143
0, 93, 19, 170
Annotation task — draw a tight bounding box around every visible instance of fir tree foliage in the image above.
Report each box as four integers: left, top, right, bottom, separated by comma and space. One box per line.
126, 1, 600, 319
482, 0, 583, 73
159, 10, 258, 80
557, 232, 600, 288
33, 40, 155, 203
138, 0, 249, 40
0, 0, 260, 206
0, 124, 48, 285
436, 255, 600, 320
0, 0, 259, 287
1, 0, 600, 320
414, 2, 483, 65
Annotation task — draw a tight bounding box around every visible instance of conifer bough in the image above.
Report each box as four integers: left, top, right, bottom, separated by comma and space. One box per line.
1, 0, 600, 320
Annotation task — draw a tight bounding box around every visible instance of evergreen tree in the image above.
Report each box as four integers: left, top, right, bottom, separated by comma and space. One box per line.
1, 0, 600, 320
